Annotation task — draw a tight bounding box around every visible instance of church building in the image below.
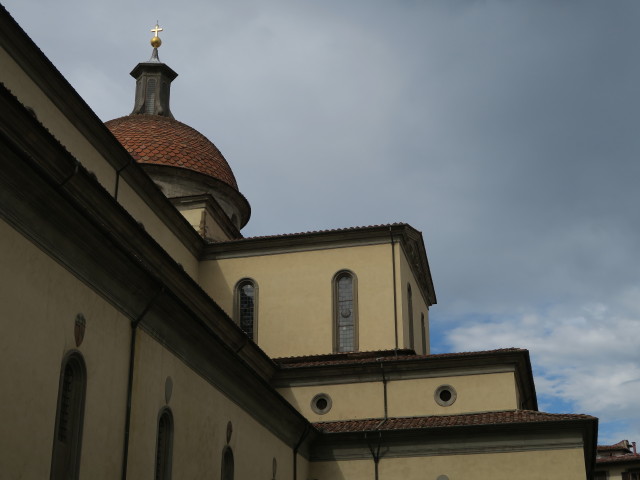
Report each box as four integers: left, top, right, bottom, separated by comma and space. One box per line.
0, 6, 597, 479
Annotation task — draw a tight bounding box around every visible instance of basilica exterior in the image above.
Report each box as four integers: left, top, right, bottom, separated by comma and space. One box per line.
0, 6, 597, 479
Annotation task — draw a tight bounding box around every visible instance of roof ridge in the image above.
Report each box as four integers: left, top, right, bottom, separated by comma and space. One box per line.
214, 223, 410, 244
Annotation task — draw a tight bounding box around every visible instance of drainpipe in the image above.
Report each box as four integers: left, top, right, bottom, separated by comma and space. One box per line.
121, 286, 164, 480
114, 162, 131, 201
389, 227, 398, 356
365, 431, 383, 480
292, 425, 310, 480
377, 360, 388, 420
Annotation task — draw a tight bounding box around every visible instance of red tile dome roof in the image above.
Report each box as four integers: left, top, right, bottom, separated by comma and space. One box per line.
105, 114, 238, 190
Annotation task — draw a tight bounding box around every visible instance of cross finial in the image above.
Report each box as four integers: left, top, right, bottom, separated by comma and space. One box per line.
150, 22, 163, 49
151, 22, 163, 37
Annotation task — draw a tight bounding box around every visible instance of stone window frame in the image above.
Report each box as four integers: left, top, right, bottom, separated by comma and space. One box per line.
434, 384, 457, 407
310, 393, 333, 415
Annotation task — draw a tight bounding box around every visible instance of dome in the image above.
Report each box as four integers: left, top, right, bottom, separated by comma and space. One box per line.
105, 114, 238, 190
105, 37, 251, 230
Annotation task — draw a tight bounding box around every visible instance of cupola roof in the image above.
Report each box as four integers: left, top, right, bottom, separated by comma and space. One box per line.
105, 114, 239, 190
105, 23, 250, 229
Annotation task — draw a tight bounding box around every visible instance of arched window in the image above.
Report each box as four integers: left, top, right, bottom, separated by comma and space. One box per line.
235, 279, 257, 340
154, 408, 173, 480
420, 313, 427, 354
51, 352, 86, 480
334, 271, 358, 352
407, 284, 414, 351
221, 446, 234, 480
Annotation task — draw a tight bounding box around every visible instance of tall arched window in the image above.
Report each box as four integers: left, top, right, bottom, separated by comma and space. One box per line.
420, 313, 427, 354
154, 408, 174, 480
221, 446, 234, 480
51, 352, 86, 480
334, 271, 358, 352
407, 284, 414, 351
235, 279, 257, 340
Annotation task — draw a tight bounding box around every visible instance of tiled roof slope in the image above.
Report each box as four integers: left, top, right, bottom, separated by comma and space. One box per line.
596, 454, 640, 464
234, 223, 408, 242
314, 410, 596, 433
275, 348, 526, 368
106, 114, 238, 190
598, 440, 631, 451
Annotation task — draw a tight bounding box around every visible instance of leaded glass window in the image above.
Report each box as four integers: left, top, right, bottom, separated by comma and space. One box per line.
236, 279, 256, 340
334, 271, 357, 352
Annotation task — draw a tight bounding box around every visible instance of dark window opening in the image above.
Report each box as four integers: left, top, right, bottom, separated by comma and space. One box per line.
236, 279, 257, 340
154, 409, 173, 480
51, 352, 86, 480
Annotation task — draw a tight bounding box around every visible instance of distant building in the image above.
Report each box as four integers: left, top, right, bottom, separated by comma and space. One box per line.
596, 440, 640, 480
0, 5, 597, 479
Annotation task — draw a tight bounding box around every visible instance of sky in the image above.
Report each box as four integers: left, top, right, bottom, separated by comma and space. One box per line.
4, 0, 640, 444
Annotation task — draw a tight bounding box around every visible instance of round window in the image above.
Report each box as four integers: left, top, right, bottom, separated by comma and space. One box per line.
434, 385, 457, 407
310, 393, 332, 415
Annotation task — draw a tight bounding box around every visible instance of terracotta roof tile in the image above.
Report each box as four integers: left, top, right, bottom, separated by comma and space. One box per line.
210, 223, 409, 244
275, 348, 527, 368
313, 410, 596, 433
105, 114, 238, 190
598, 440, 631, 451
596, 454, 640, 464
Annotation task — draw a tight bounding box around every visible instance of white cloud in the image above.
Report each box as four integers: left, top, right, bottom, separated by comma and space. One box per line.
447, 301, 640, 443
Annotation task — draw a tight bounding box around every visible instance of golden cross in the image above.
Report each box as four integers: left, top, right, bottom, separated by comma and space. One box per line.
151, 23, 163, 36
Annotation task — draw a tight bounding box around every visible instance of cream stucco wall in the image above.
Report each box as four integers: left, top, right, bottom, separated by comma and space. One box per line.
0, 218, 131, 479
388, 372, 519, 417
199, 243, 398, 357
310, 459, 373, 479
279, 371, 519, 422
117, 180, 199, 279
127, 330, 301, 478
397, 243, 430, 354
278, 381, 385, 422
310, 448, 588, 480
177, 205, 235, 242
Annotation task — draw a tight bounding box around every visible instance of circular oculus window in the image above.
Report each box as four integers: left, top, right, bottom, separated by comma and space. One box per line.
310, 393, 332, 415
434, 385, 457, 407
